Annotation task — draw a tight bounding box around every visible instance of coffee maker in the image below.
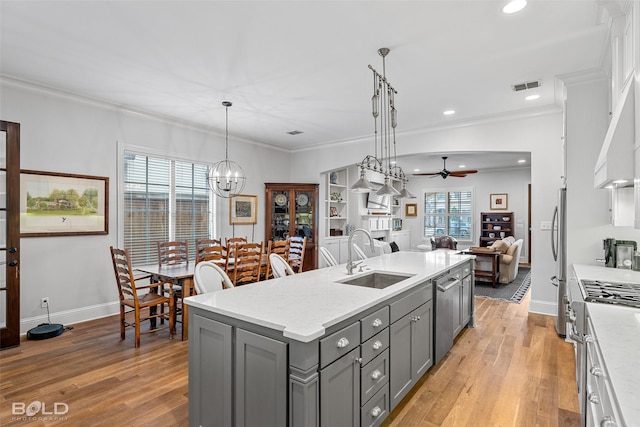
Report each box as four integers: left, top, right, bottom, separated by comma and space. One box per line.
603, 238, 637, 269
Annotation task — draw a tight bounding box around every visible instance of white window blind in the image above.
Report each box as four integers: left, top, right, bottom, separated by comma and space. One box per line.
124, 152, 214, 266
424, 190, 472, 241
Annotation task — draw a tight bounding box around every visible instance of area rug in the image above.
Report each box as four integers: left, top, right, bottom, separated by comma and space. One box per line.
474, 267, 531, 303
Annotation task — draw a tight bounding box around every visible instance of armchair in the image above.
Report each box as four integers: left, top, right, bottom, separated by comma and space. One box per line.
430, 235, 458, 250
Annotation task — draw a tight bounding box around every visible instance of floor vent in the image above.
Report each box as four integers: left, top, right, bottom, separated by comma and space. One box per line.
511, 80, 541, 92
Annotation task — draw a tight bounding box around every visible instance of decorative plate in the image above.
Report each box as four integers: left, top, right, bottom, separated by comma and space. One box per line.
274, 194, 287, 206
296, 193, 309, 206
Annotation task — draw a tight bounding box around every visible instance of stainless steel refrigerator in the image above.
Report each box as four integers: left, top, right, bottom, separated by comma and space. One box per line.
551, 187, 567, 337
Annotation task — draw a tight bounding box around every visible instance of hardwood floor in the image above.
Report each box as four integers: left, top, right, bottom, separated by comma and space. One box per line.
0, 292, 579, 426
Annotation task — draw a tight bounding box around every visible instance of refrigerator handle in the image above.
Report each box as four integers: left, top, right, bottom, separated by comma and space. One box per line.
551, 206, 558, 261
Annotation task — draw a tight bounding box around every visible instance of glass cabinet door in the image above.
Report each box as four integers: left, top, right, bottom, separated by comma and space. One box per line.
271, 190, 290, 241
294, 190, 314, 242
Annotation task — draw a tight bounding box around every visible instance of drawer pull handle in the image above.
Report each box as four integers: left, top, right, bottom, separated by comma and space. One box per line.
372, 318, 383, 327
372, 340, 383, 350
588, 392, 599, 404
600, 415, 617, 427
371, 406, 382, 417
336, 337, 349, 348
371, 370, 382, 380
590, 365, 603, 377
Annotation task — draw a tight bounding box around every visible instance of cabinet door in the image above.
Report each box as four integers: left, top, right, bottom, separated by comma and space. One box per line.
389, 301, 432, 410
189, 314, 233, 427
452, 281, 463, 336
235, 329, 288, 427
320, 347, 361, 427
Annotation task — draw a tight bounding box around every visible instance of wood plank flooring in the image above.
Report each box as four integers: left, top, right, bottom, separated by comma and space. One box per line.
0, 291, 579, 426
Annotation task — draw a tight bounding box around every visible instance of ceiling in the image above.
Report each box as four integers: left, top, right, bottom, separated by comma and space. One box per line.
1, 1, 608, 172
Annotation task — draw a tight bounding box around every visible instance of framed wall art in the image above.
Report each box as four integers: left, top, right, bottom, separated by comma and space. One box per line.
230, 194, 258, 224
405, 203, 418, 217
490, 193, 508, 210
20, 170, 109, 237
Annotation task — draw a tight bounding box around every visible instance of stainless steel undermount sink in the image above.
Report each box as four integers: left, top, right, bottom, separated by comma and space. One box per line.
336, 271, 414, 289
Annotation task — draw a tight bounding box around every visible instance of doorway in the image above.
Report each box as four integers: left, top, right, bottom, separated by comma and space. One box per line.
1, 121, 21, 349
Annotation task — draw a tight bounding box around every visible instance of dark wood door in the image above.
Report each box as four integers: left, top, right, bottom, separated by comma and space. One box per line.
1, 121, 21, 350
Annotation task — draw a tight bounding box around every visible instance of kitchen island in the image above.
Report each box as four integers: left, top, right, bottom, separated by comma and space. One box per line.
185, 250, 474, 427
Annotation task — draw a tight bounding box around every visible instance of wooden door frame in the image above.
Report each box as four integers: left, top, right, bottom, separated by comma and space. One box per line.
1, 120, 21, 349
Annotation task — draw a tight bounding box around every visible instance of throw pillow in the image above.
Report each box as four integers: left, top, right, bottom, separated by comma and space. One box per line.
389, 241, 400, 252
491, 240, 510, 254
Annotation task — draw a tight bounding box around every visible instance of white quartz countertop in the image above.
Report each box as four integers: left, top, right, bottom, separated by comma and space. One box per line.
185, 250, 472, 342
572, 264, 640, 426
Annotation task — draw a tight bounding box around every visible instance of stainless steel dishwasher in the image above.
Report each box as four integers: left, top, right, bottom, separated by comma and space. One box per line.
434, 270, 460, 364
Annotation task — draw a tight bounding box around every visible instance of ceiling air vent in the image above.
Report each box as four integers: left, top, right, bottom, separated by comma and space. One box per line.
511, 80, 541, 92
286, 130, 303, 136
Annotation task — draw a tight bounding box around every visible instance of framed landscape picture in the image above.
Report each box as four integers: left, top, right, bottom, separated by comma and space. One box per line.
230, 194, 257, 224
20, 170, 109, 237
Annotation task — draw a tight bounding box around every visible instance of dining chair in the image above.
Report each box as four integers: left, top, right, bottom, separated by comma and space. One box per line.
194, 261, 234, 294
352, 243, 367, 260
288, 236, 307, 273
319, 246, 338, 267
265, 239, 290, 279
196, 238, 226, 265
229, 242, 264, 286
110, 246, 175, 348
157, 240, 189, 329
157, 240, 189, 266
269, 253, 295, 278
224, 236, 248, 260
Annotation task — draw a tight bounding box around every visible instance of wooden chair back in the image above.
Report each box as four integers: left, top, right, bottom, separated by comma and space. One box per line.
288, 236, 307, 273
157, 240, 189, 266
230, 242, 264, 286
265, 239, 290, 279
196, 238, 226, 264
224, 236, 248, 258
110, 246, 174, 347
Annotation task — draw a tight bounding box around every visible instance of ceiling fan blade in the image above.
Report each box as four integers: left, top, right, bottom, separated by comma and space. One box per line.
412, 172, 441, 176
449, 169, 478, 176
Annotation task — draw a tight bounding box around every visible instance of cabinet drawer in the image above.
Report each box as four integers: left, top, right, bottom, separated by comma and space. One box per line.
361, 306, 390, 342
390, 284, 431, 324
361, 349, 389, 404
361, 328, 389, 366
320, 322, 360, 368
360, 383, 389, 427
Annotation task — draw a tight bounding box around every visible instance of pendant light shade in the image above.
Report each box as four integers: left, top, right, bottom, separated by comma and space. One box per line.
350, 167, 374, 193
208, 101, 246, 198
376, 175, 401, 197
398, 180, 416, 199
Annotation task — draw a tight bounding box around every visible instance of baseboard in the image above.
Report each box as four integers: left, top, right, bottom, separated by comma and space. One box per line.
528, 298, 556, 316
20, 302, 120, 335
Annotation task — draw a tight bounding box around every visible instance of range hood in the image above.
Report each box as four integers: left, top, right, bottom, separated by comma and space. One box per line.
594, 76, 636, 189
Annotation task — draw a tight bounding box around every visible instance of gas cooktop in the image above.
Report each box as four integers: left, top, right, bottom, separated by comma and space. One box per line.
579, 279, 640, 308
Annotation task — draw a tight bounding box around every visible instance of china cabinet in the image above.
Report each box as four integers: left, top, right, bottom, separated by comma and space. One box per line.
265, 183, 318, 271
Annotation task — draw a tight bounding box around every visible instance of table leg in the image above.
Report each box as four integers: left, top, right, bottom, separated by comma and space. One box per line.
181, 278, 193, 340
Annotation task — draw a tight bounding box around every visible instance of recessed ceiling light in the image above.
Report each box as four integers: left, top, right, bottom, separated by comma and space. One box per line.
525, 94, 540, 101
518, 159, 526, 163
503, 0, 527, 14
443, 110, 455, 116
459, 164, 466, 168
413, 168, 420, 172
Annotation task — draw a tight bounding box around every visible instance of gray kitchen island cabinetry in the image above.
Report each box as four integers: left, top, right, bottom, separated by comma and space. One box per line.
186, 251, 475, 427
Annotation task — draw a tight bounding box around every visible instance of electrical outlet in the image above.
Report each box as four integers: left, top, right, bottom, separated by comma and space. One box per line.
41, 297, 49, 308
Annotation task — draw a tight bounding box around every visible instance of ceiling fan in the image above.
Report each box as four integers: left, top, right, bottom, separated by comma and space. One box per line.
413, 156, 478, 179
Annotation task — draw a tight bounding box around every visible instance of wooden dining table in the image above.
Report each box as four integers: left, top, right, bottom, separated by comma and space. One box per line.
136, 263, 195, 341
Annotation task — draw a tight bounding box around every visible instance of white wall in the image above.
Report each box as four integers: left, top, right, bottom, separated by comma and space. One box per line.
2, 80, 291, 332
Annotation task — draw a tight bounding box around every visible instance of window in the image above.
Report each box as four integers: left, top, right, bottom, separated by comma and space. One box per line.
424, 190, 472, 241
123, 152, 215, 266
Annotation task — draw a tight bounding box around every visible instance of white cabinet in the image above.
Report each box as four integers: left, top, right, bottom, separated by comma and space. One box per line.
324, 237, 349, 265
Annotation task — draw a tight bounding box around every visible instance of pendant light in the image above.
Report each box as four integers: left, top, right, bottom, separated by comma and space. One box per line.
208, 101, 247, 198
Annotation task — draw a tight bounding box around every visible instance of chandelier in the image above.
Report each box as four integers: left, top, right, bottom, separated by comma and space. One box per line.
351, 48, 414, 198
208, 101, 247, 198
